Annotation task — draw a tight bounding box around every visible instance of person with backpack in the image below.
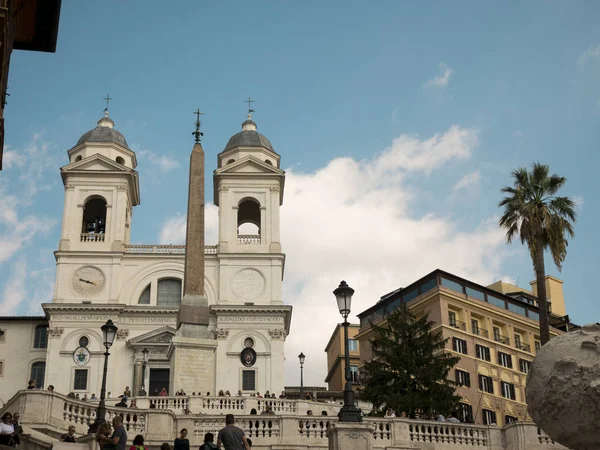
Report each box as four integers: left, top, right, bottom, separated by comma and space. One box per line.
130, 435, 148, 450
199, 433, 217, 450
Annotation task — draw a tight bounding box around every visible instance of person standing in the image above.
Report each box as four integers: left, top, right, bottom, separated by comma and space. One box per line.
216, 415, 250, 450
199, 433, 217, 450
173, 429, 189, 450
12, 413, 23, 446
60, 425, 78, 442
110, 416, 128, 450
0, 413, 15, 446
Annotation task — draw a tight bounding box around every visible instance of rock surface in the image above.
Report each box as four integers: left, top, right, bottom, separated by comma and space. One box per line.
527, 323, 600, 449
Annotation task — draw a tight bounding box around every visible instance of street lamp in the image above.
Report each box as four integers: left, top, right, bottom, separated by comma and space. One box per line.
334, 280, 362, 422
88, 319, 118, 434
298, 352, 305, 399
138, 348, 149, 396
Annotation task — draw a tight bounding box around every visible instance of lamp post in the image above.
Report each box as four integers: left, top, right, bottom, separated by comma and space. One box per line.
138, 348, 149, 396
298, 352, 305, 399
88, 319, 118, 434
334, 280, 362, 422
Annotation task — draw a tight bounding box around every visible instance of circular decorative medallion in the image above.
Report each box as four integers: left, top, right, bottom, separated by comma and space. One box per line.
71, 266, 105, 297
241, 347, 257, 367
231, 269, 265, 300
73, 346, 91, 366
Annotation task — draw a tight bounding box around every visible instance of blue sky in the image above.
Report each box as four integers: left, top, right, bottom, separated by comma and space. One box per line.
1, 1, 599, 385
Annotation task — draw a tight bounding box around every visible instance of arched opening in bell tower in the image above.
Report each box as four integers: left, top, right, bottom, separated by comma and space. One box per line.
82, 197, 107, 235
237, 198, 261, 243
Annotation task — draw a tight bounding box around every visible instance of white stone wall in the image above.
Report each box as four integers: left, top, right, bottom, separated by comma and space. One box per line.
0, 320, 47, 406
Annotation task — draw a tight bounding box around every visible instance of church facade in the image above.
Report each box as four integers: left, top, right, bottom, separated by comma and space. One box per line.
0, 111, 292, 404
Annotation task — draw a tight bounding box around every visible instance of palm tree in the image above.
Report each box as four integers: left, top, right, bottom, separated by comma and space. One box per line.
498, 162, 576, 345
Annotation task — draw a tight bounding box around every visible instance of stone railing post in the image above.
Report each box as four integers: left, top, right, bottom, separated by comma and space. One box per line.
327, 422, 374, 450
144, 411, 175, 442
391, 419, 411, 446
134, 397, 150, 410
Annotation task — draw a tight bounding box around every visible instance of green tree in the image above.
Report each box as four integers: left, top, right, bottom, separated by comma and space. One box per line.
499, 162, 577, 345
360, 304, 461, 418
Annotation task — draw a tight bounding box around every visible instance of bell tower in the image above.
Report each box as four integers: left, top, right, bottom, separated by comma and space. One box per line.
58, 110, 140, 253
213, 115, 285, 254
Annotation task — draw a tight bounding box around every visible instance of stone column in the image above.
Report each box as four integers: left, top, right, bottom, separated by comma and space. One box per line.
170, 141, 217, 395
132, 357, 143, 396
327, 422, 373, 450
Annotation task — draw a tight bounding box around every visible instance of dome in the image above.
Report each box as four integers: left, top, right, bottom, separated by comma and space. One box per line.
75, 112, 129, 148
223, 117, 274, 153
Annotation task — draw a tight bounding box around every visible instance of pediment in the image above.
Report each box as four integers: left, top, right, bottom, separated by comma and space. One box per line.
61, 153, 130, 173
215, 155, 284, 176
128, 326, 176, 346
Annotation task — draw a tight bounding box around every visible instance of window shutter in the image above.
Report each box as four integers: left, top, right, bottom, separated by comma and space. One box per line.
510, 384, 515, 400
478, 375, 483, 391
489, 377, 494, 394
486, 347, 490, 361
465, 372, 471, 388
455, 370, 459, 384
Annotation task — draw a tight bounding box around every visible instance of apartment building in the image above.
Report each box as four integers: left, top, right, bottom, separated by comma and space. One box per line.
355, 269, 574, 426
324, 324, 361, 391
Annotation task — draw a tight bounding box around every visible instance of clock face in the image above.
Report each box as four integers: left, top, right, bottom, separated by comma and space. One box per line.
71, 266, 105, 297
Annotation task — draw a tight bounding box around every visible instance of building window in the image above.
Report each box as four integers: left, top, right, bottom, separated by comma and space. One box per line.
348, 339, 358, 352
498, 352, 513, 369
82, 197, 107, 234
505, 415, 518, 424
441, 277, 464, 294
237, 198, 261, 237
350, 365, 359, 383
452, 337, 468, 355
448, 311, 457, 327
476, 344, 491, 361
534, 341, 541, 352
242, 370, 256, 391
455, 369, 471, 387
478, 375, 493, 394
34, 325, 48, 349
139, 285, 151, 304
471, 319, 479, 334
79, 336, 89, 348
73, 369, 88, 390
483, 409, 497, 425
501, 381, 516, 400
519, 359, 532, 374
30, 361, 46, 388
0, 361, 4, 376
157, 279, 182, 307
457, 403, 473, 423
514, 334, 522, 349
0, 330, 5, 342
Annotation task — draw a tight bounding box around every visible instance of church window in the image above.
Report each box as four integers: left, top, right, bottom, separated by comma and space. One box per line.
73, 369, 88, 390
157, 279, 182, 307
82, 197, 107, 235
75, 155, 82, 162
0, 329, 5, 342
244, 337, 255, 348
227, 159, 235, 165
0, 361, 3, 376
242, 370, 256, 391
265, 159, 272, 165
79, 336, 89, 348
139, 285, 151, 304
237, 198, 261, 238
116, 156, 125, 165
30, 362, 45, 388
34, 325, 48, 349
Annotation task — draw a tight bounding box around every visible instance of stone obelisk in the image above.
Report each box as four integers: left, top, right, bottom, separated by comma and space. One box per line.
168, 110, 217, 394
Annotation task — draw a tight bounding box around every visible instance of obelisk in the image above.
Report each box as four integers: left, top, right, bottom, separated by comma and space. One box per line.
168, 110, 217, 394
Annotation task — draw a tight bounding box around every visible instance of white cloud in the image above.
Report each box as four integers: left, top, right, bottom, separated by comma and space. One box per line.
452, 170, 481, 191
2, 148, 27, 169
0, 259, 27, 315
158, 125, 510, 386
138, 150, 182, 172
158, 204, 219, 245
577, 44, 600, 69
424, 63, 454, 88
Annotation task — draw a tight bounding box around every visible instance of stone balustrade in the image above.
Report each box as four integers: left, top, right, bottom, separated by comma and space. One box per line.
237, 235, 261, 244
80, 233, 105, 242
123, 244, 218, 254
1, 390, 569, 450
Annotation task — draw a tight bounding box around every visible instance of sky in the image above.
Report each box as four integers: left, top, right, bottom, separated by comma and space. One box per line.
1, 1, 599, 387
